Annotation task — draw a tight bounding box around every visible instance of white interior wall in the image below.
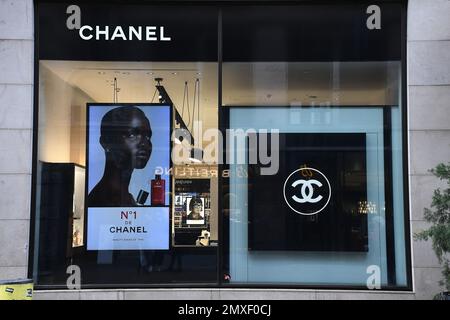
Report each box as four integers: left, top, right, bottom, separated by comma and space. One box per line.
38, 64, 94, 165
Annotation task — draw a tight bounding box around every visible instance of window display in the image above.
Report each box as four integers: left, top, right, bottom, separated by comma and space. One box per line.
86, 104, 171, 251
248, 132, 368, 252
31, 1, 409, 290
220, 3, 409, 288
174, 178, 211, 246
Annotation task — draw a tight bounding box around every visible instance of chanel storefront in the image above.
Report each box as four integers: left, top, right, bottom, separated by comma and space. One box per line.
25, 0, 414, 295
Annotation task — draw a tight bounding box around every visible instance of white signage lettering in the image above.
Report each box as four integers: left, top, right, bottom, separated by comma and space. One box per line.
67, 5, 172, 41
79, 25, 93, 40
146, 26, 157, 41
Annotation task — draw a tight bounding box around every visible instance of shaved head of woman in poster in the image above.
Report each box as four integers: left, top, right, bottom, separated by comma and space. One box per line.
88, 106, 152, 207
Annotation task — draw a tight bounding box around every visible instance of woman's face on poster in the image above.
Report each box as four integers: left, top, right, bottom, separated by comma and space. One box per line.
192, 202, 202, 215
107, 111, 152, 169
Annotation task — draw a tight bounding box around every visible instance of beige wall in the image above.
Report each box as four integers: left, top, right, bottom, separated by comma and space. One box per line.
0, 0, 33, 281
38, 65, 93, 166
407, 0, 450, 300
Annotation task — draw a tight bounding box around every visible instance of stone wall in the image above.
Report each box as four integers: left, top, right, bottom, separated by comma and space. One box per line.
407, 0, 450, 300
0, 0, 33, 281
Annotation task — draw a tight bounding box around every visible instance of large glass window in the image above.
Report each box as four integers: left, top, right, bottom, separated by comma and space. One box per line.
220, 4, 409, 289
31, 2, 410, 290
33, 3, 219, 288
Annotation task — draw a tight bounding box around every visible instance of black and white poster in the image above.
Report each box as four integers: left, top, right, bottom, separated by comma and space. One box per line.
174, 179, 211, 227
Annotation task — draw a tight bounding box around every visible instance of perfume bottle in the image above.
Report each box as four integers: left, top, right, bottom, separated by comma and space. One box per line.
151, 174, 165, 206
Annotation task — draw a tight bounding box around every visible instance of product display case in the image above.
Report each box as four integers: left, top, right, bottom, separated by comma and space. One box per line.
37, 162, 85, 278
173, 178, 211, 246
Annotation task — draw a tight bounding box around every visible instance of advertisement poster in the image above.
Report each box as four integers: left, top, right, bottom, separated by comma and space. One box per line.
87, 207, 169, 250
186, 197, 205, 225
173, 179, 210, 246
248, 133, 368, 252
174, 179, 211, 227
86, 104, 171, 250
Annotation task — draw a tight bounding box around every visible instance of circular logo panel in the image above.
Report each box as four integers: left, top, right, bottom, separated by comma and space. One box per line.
283, 167, 331, 216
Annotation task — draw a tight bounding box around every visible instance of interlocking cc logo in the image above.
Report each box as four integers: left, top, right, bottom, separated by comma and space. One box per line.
291, 179, 323, 203
283, 167, 331, 216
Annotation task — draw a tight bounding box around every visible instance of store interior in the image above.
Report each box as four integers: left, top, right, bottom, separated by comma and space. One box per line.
34, 59, 400, 285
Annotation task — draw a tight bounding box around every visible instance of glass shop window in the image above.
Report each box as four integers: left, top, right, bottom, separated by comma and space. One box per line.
32, 2, 219, 288
221, 4, 409, 288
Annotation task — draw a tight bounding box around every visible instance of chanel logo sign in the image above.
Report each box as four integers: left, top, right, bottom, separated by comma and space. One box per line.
283, 167, 331, 216
291, 179, 323, 204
